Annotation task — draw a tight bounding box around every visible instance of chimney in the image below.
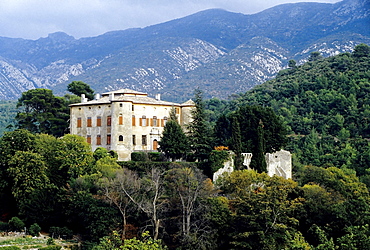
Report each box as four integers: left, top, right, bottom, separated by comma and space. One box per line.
109, 93, 114, 101
95, 93, 100, 100
155, 94, 161, 101
81, 94, 87, 103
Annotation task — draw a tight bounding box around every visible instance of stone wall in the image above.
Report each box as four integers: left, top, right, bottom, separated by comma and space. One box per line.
213, 150, 292, 182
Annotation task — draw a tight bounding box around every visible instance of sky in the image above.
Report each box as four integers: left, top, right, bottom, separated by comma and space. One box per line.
0, 0, 341, 40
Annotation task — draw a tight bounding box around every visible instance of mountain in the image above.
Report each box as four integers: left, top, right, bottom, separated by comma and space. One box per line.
0, 0, 369, 101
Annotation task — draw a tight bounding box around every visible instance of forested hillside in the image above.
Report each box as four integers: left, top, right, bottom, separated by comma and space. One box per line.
218, 43, 370, 180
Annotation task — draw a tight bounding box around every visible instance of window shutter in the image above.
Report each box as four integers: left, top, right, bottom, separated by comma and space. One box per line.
139, 118, 142, 126
150, 118, 153, 126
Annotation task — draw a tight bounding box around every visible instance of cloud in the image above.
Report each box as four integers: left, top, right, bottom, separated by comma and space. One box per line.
0, 0, 341, 40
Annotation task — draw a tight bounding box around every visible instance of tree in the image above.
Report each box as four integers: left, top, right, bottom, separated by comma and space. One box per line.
218, 170, 304, 249
288, 59, 297, 69
117, 168, 167, 240
8, 217, 25, 231
231, 116, 242, 169
353, 43, 370, 58
308, 51, 323, 61
29, 223, 41, 236
96, 168, 135, 239
165, 166, 212, 239
225, 105, 287, 173
7, 151, 54, 217
0, 129, 36, 190
187, 88, 213, 162
15, 89, 69, 137
55, 134, 95, 179
67, 81, 94, 100
159, 108, 189, 161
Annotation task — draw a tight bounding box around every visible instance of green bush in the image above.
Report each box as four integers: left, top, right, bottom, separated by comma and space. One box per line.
29, 223, 41, 237
8, 217, 25, 231
209, 150, 231, 173
47, 238, 55, 245
131, 152, 148, 162
148, 152, 165, 162
0, 221, 9, 231
118, 161, 198, 176
49, 226, 73, 239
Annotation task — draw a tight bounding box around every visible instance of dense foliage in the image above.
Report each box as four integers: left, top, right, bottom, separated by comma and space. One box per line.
0, 44, 370, 249
208, 44, 370, 177
0, 101, 17, 136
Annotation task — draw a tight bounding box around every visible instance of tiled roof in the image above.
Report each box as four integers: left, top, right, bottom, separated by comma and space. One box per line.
69, 88, 193, 107
102, 89, 147, 96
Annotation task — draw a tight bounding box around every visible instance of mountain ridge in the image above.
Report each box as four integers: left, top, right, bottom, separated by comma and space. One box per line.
0, 0, 369, 101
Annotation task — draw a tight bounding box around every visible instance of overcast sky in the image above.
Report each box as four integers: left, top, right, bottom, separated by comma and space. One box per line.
0, 0, 341, 40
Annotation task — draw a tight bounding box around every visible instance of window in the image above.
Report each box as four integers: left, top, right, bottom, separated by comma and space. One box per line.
132, 105, 134, 111
107, 116, 111, 126
152, 116, 158, 127
163, 116, 168, 126
132, 135, 136, 145
140, 115, 147, 126
87, 135, 91, 144
119, 114, 123, 125
97, 116, 101, 127
107, 134, 111, 145
77, 117, 82, 128
142, 135, 147, 145
97, 135, 101, 145
120, 103, 123, 107
176, 107, 180, 114
132, 115, 136, 126
87, 117, 92, 127
119, 135, 124, 142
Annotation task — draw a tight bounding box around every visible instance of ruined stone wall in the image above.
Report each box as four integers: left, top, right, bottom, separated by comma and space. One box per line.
213, 150, 292, 182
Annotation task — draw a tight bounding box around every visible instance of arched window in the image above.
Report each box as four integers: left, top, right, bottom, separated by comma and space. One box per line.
119, 135, 124, 142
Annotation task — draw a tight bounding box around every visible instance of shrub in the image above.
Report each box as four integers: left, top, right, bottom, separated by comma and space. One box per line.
8, 217, 25, 231
0, 247, 21, 250
47, 238, 55, 245
29, 223, 41, 237
50, 226, 73, 239
0, 221, 9, 232
209, 150, 231, 173
131, 152, 148, 162
148, 152, 165, 162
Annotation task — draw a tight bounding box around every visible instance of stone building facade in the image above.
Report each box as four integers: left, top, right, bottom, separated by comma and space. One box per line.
69, 89, 194, 161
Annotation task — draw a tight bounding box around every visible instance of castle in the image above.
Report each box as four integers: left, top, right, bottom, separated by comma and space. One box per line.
69, 89, 194, 161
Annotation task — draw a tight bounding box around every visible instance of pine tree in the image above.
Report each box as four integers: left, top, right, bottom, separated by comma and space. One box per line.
159, 108, 189, 161
187, 88, 213, 162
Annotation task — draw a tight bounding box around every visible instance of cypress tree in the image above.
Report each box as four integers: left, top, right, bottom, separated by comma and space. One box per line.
231, 116, 243, 170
